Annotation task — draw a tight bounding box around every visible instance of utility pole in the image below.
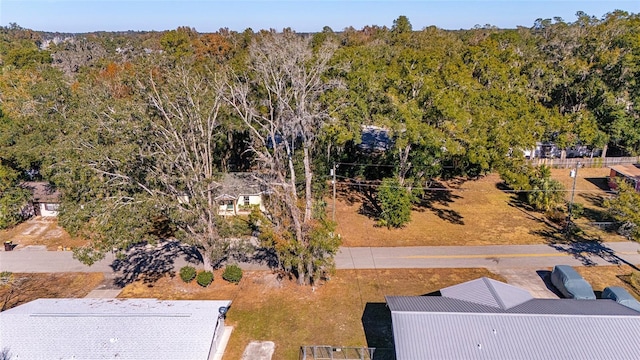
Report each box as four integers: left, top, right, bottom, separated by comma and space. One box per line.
566, 161, 580, 235
332, 162, 336, 222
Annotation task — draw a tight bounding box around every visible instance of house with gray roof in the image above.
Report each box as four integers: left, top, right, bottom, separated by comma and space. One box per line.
0, 298, 232, 360
386, 277, 640, 360
215, 172, 266, 216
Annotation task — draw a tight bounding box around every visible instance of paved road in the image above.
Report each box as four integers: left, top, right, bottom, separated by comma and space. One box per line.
2, 242, 640, 273
335, 242, 640, 269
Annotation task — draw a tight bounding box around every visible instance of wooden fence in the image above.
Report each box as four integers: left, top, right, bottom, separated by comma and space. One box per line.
529, 156, 640, 169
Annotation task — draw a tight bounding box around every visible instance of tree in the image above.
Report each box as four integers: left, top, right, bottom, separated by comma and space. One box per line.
377, 177, 412, 228
226, 31, 340, 284
606, 180, 640, 241
55, 59, 236, 269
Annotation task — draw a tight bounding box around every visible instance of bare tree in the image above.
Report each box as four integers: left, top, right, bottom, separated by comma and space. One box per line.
144, 63, 228, 269
58, 60, 231, 270
226, 31, 340, 284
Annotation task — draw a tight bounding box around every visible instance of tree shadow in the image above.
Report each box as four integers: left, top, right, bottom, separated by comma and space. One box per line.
414, 180, 464, 225
110, 240, 197, 287
361, 303, 396, 360
532, 226, 640, 271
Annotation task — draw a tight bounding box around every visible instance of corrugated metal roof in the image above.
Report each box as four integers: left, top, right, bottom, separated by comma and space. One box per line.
388, 277, 640, 359
0, 298, 231, 360
386, 296, 640, 316
387, 296, 503, 314
391, 311, 640, 360
440, 277, 533, 309
508, 298, 640, 315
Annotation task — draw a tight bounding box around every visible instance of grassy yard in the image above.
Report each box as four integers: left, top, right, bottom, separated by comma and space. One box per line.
118, 268, 504, 359
0, 169, 623, 250
0, 272, 104, 311
333, 168, 624, 247
576, 264, 640, 299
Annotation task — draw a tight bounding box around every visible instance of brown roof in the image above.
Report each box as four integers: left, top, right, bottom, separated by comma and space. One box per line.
20, 182, 61, 203
610, 164, 640, 179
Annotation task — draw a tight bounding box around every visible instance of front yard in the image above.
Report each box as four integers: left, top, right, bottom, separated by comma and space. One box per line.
333, 168, 624, 247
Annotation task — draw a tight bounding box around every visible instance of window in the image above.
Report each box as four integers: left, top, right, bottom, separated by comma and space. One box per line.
44, 203, 60, 211
243, 196, 250, 206
226, 200, 234, 210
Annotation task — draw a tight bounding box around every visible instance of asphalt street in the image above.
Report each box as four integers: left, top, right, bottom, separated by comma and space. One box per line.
2, 242, 640, 273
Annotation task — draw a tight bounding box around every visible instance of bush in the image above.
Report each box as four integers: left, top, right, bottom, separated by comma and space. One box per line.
222, 264, 243, 284
377, 177, 412, 229
179, 266, 197, 283
196, 270, 214, 287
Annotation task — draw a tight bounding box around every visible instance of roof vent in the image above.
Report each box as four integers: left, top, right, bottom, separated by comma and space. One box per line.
477, 343, 482, 350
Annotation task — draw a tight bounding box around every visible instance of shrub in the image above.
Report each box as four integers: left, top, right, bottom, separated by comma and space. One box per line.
222, 265, 243, 284
377, 177, 412, 229
179, 266, 197, 283
196, 270, 214, 287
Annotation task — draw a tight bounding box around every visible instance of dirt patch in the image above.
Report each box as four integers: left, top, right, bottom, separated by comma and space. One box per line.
332, 170, 623, 247
0, 217, 87, 250
119, 268, 503, 359
0, 272, 104, 311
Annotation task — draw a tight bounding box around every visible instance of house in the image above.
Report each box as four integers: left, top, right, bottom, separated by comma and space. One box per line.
358, 125, 391, 152
20, 181, 61, 217
386, 277, 640, 360
0, 298, 232, 360
608, 164, 640, 192
215, 173, 266, 216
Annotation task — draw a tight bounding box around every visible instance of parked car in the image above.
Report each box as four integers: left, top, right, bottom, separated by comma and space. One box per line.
550, 265, 596, 300
602, 286, 640, 312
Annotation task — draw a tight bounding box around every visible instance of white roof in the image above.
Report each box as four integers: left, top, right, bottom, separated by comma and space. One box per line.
0, 298, 231, 360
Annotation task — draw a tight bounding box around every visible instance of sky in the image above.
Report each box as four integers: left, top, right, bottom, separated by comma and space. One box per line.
1, 0, 639, 33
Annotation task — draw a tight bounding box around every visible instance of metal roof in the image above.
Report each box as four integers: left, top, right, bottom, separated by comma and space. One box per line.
440, 277, 533, 310
386, 296, 640, 316
390, 311, 640, 360
387, 277, 640, 360
0, 298, 231, 360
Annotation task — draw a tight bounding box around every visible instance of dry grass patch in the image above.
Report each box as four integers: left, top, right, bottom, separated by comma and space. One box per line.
333, 170, 623, 247
0, 272, 104, 311
0, 218, 86, 250
575, 265, 640, 299
119, 268, 503, 359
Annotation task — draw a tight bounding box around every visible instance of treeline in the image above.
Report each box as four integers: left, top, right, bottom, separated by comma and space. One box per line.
1, 12, 639, 283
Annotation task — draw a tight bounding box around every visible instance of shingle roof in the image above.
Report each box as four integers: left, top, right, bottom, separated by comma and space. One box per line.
20, 181, 61, 203
0, 298, 231, 360
215, 172, 263, 199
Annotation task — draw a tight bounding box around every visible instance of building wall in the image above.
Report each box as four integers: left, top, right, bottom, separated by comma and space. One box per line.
218, 195, 264, 216
39, 203, 59, 217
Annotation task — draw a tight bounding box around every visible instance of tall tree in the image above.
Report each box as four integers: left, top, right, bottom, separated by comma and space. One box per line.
226, 31, 340, 284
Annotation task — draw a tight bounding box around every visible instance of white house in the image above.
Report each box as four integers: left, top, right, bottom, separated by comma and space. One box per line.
215, 172, 266, 216
0, 298, 232, 360
21, 181, 61, 217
